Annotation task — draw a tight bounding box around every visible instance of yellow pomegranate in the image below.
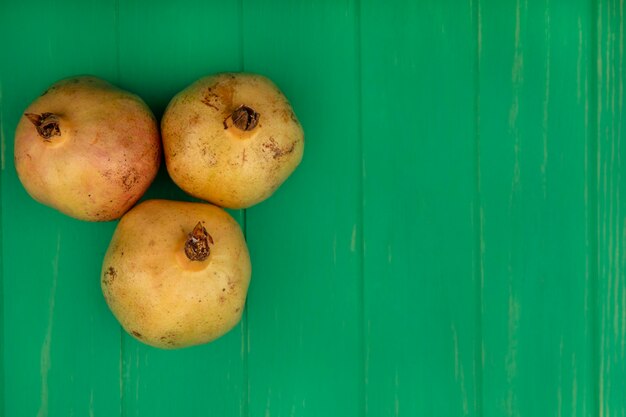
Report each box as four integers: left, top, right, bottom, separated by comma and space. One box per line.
101, 199, 251, 349
161, 73, 304, 209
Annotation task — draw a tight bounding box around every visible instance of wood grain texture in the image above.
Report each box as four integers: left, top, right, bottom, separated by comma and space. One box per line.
0, 3, 123, 416
596, 0, 625, 415
361, 0, 480, 415
242, 1, 363, 416
479, 0, 594, 416
0, 0, 624, 416
0, 0, 5, 407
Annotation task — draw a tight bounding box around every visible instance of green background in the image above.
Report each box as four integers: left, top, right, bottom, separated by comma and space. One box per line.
1, 0, 624, 416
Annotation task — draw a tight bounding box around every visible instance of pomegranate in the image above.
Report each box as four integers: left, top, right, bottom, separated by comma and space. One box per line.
101, 199, 251, 349
161, 73, 304, 209
14, 76, 161, 221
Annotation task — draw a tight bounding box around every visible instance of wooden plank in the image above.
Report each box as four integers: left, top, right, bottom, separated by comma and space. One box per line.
0, 0, 5, 408
0, 2, 122, 416
596, 0, 625, 415
361, 0, 480, 415
242, 0, 362, 416
116, 1, 247, 416
479, 0, 594, 415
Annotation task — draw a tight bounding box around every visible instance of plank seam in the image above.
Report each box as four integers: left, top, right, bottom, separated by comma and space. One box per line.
114, 0, 121, 85
590, 0, 600, 415
0, 80, 5, 417
474, 0, 485, 416
354, 0, 367, 417
356, 0, 366, 416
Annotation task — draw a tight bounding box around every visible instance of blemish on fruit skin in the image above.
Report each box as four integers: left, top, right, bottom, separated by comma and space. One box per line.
103, 266, 117, 285
201, 87, 220, 111
262, 137, 295, 159
281, 109, 298, 124
121, 169, 139, 191
159, 335, 177, 347
188, 113, 201, 125
201, 148, 218, 166
216, 80, 235, 108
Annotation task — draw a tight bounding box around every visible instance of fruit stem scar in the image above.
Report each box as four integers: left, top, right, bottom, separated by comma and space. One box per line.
223, 105, 260, 131
184, 221, 213, 261
24, 112, 61, 140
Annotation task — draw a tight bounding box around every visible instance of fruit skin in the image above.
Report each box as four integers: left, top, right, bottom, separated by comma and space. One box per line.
161, 72, 304, 209
101, 199, 251, 349
14, 76, 161, 221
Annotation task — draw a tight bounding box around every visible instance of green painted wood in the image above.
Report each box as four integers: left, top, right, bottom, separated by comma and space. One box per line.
115, 1, 247, 416
596, 0, 625, 415
479, 0, 595, 416
361, 0, 480, 415
242, 1, 362, 416
0, 2, 123, 417
0, 0, 6, 409
0, 1, 625, 416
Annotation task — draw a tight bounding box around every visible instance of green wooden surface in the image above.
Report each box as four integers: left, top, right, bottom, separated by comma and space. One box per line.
597, 1, 625, 414
479, 1, 595, 416
361, 0, 479, 415
0, 1, 624, 416
243, 1, 362, 416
